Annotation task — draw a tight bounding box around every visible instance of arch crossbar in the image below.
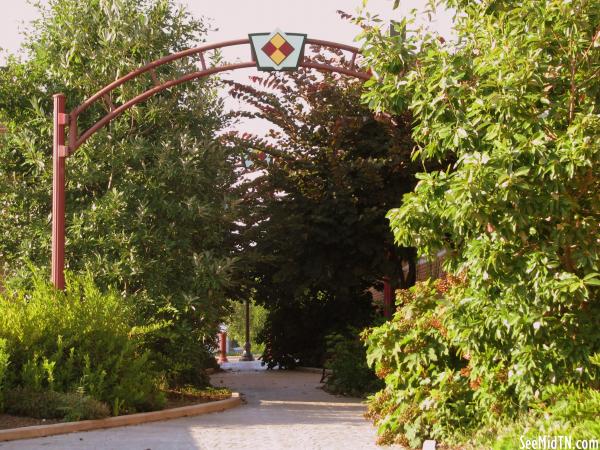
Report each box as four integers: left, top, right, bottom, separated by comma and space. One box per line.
51, 36, 371, 289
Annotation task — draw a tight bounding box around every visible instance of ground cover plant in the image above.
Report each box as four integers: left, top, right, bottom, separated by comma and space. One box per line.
357, 0, 600, 446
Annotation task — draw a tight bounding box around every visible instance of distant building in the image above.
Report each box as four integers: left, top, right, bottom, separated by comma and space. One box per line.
415, 249, 447, 282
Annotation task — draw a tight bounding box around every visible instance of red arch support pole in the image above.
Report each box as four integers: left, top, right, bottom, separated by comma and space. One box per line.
51, 93, 67, 290
383, 277, 393, 319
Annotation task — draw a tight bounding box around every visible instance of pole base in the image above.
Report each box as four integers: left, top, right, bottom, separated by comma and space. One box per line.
239, 347, 254, 361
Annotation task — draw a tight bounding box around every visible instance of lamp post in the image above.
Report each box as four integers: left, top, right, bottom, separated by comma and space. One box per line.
239, 299, 254, 361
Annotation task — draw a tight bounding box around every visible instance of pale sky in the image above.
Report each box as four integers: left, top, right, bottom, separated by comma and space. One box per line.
0, 1, 453, 134
0, 1, 453, 59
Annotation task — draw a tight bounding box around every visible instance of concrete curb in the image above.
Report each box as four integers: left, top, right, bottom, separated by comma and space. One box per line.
0, 393, 241, 442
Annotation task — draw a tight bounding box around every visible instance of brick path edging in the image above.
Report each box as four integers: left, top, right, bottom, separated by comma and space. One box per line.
0, 393, 241, 442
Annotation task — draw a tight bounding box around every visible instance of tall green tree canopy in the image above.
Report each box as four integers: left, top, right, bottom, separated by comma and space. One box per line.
0, 0, 238, 383
358, 0, 600, 445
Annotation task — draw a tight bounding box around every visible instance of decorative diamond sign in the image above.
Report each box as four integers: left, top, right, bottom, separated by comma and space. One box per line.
249, 29, 307, 72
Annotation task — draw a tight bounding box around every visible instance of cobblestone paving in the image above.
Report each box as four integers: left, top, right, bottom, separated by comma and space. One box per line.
0, 359, 392, 450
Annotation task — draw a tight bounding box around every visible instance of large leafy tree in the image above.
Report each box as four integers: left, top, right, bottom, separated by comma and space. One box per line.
358, 0, 600, 445
0, 0, 238, 384
226, 51, 422, 367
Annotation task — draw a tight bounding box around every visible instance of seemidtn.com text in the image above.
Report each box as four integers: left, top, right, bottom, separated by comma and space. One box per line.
520, 436, 599, 450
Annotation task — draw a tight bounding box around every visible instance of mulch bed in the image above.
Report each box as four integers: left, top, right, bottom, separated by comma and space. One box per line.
0, 414, 60, 430
163, 390, 226, 408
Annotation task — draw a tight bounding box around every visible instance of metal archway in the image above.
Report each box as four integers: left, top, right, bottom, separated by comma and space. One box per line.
51, 34, 371, 290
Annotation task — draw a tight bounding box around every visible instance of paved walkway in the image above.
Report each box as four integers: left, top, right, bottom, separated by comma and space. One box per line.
0, 359, 388, 450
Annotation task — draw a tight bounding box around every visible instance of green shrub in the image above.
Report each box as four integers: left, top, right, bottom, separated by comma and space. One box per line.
0, 270, 166, 414
486, 354, 600, 449
4, 387, 110, 421
0, 338, 9, 411
365, 275, 600, 448
364, 277, 475, 448
323, 329, 383, 398
149, 315, 218, 388
493, 387, 600, 449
